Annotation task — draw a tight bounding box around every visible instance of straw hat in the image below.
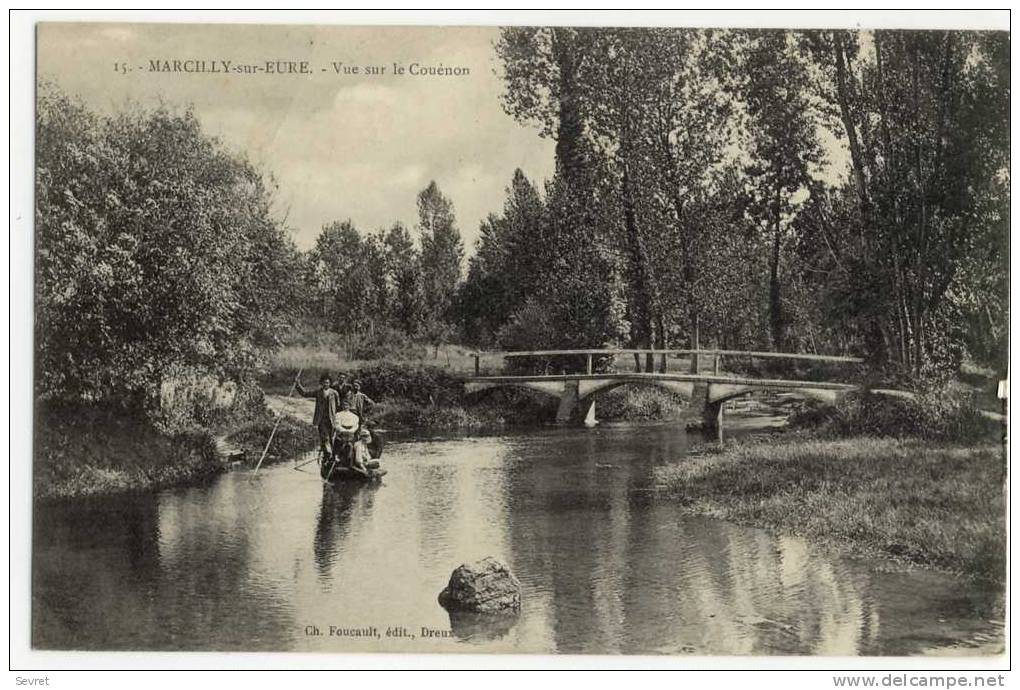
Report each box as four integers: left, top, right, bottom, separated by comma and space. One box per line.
336, 410, 359, 433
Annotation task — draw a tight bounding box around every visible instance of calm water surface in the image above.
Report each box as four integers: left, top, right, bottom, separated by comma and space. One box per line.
33, 422, 1003, 655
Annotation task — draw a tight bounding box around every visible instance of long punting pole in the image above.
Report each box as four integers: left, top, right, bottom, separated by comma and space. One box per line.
250, 368, 302, 480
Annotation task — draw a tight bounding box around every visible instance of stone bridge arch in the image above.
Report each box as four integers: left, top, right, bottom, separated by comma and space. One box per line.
464, 375, 859, 430
706, 383, 846, 406
577, 377, 695, 402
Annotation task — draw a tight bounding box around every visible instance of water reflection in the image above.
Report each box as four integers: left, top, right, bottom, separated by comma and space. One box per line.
447, 610, 520, 643
33, 494, 162, 650
32, 423, 1002, 655
313, 484, 360, 582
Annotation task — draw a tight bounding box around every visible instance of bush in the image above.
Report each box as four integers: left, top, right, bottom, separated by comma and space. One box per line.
596, 387, 687, 421
723, 355, 861, 384
793, 387, 999, 443
35, 85, 303, 404
496, 300, 558, 353
225, 412, 311, 462
34, 402, 224, 500
346, 363, 463, 406
147, 367, 266, 434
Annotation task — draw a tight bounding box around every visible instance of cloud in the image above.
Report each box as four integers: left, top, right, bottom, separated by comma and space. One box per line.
39, 23, 557, 251
100, 26, 138, 43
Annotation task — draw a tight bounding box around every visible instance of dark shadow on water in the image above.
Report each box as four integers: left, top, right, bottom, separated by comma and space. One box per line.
446, 610, 520, 643
314, 481, 380, 583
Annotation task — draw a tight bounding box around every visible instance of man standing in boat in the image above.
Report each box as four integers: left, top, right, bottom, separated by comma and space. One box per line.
348, 380, 375, 422
332, 372, 352, 407
295, 372, 340, 463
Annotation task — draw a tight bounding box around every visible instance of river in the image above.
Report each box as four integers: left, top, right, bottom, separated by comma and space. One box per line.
32, 421, 1003, 655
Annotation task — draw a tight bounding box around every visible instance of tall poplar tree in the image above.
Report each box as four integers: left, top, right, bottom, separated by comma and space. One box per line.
416, 181, 463, 351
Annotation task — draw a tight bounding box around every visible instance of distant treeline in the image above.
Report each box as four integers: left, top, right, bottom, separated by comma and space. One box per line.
35, 27, 1008, 407
298, 180, 464, 361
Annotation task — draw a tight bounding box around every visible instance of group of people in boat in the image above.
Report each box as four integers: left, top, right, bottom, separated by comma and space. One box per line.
295, 372, 381, 479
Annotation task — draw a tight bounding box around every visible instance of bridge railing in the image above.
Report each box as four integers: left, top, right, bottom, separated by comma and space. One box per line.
468, 348, 864, 378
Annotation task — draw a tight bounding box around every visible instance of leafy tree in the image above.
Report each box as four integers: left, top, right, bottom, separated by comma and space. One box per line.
741, 30, 825, 351
498, 28, 748, 367
309, 220, 362, 327
380, 222, 425, 336
584, 28, 741, 366
804, 29, 1009, 376
35, 85, 303, 402
417, 181, 463, 352
496, 27, 628, 352
457, 169, 545, 345
308, 220, 397, 356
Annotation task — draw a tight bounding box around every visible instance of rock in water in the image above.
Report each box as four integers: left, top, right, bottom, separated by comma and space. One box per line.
438, 557, 521, 613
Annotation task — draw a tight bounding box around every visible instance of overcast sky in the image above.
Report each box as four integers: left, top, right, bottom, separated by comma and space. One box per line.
37, 22, 557, 252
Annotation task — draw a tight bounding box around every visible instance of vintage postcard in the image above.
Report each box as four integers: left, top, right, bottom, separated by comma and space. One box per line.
25, 16, 1008, 662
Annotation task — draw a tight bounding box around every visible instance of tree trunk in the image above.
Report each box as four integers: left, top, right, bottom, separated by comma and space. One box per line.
621, 164, 654, 368
690, 310, 701, 374
769, 183, 783, 352
833, 31, 870, 210
655, 311, 667, 373
645, 317, 655, 373
911, 41, 928, 378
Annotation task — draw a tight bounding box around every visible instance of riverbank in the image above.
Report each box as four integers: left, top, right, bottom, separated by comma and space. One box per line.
656, 434, 1005, 584
34, 404, 225, 502
34, 404, 318, 502
262, 362, 688, 431
36, 361, 689, 500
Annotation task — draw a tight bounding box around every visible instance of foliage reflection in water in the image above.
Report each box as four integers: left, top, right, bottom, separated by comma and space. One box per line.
33, 423, 1001, 654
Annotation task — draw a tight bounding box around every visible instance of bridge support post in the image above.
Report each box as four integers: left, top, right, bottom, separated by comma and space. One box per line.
703, 399, 723, 433
555, 381, 580, 425
688, 381, 708, 417
581, 398, 597, 427
686, 382, 724, 440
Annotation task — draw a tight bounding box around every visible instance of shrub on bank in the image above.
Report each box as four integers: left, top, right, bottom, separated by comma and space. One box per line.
791, 388, 999, 443
352, 363, 464, 406
150, 368, 268, 434
596, 387, 687, 422
225, 412, 312, 462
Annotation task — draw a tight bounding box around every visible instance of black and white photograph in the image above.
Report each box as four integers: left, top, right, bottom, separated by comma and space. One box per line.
15, 12, 1010, 666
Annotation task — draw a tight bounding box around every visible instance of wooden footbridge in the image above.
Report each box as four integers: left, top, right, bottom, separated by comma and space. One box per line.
465, 348, 866, 433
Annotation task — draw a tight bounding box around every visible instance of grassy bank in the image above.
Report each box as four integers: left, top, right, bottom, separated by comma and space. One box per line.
657, 387, 1006, 583
268, 341, 504, 380
656, 437, 1005, 582
34, 403, 225, 502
